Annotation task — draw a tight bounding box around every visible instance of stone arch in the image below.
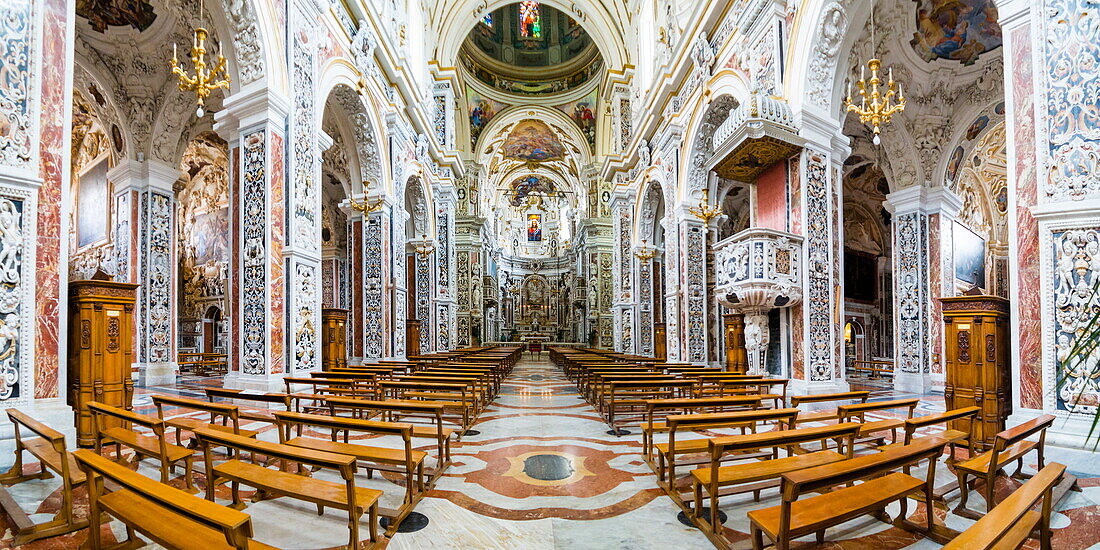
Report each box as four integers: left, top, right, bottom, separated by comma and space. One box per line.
681, 92, 740, 201
317, 62, 388, 196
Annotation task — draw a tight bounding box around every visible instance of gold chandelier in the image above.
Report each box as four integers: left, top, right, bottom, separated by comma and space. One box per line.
414, 234, 436, 258
844, 3, 905, 145
687, 189, 722, 225
348, 188, 384, 215
634, 239, 658, 260
170, 0, 230, 118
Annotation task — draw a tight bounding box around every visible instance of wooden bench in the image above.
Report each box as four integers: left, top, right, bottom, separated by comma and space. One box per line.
748, 436, 949, 550
605, 379, 695, 433
73, 448, 275, 550
0, 409, 88, 544
192, 426, 382, 549
690, 423, 861, 545
836, 397, 920, 445
326, 397, 454, 479
152, 394, 260, 449
789, 391, 870, 424
716, 378, 790, 408
273, 411, 426, 536
284, 377, 374, 413
953, 413, 1055, 519
88, 401, 196, 492
640, 395, 764, 463
944, 462, 1066, 550
378, 380, 476, 434
205, 388, 294, 424
656, 408, 801, 497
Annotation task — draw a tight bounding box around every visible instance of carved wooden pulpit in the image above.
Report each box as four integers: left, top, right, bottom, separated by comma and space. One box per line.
68, 279, 138, 447
321, 308, 349, 371
939, 294, 1011, 450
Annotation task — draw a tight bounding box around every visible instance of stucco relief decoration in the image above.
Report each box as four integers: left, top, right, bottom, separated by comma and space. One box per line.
364, 216, 384, 358
0, 0, 36, 167
222, 0, 265, 84
1044, 0, 1100, 201
335, 86, 382, 185
241, 130, 267, 375
0, 197, 26, 401
808, 2, 850, 107
805, 153, 835, 379
685, 226, 706, 362
145, 192, 173, 362
293, 263, 317, 371
1054, 229, 1100, 413
292, 32, 319, 251
895, 212, 927, 374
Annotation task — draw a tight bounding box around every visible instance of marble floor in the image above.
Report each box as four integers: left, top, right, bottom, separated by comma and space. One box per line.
3, 356, 1100, 549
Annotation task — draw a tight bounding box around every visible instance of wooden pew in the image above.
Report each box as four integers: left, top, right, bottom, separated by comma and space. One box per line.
640, 395, 764, 463
748, 436, 949, 550
836, 397, 920, 445
789, 391, 870, 424
378, 380, 476, 435
953, 413, 1055, 519
73, 448, 276, 550
284, 377, 374, 413
690, 423, 861, 547
192, 426, 383, 549
944, 462, 1066, 550
273, 411, 426, 536
152, 394, 259, 448
605, 379, 694, 433
716, 378, 791, 408
87, 402, 196, 492
656, 408, 801, 496
205, 388, 294, 424
0, 409, 88, 544
326, 397, 453, 482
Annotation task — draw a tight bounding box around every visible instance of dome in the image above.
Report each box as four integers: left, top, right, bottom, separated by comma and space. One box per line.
461, 2, 603, 96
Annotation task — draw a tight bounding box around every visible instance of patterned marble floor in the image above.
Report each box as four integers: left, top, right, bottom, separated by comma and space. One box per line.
2, 356, 1100, 549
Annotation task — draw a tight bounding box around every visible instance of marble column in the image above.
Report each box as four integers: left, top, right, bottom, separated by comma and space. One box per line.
215, 88, 291, 391
109, 159, 179, 385
434, 189, 457, 351
660, 215, 682, 362
998, 0, 1100, 447
285, 10, 322, 373
390, 206, 408, 357
793, 147, 845, 391
611, 197, 634, 353
884, 186, 961, 394
635, 246, 655, 357
411, 236, 435, 354
679, 214, 709, 364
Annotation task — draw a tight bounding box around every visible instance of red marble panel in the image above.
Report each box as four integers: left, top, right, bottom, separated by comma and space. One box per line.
754, 161, 787, 231
269, 131, 285, 375
790, 305, 804, 380
231, 146, 241, 372
34, 0, 69, 398
1012, 24, 1043, 409
382, 215, 391, 356
352, 220, 363, 357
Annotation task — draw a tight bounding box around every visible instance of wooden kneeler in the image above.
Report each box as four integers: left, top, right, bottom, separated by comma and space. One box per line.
0, 409, 88, 545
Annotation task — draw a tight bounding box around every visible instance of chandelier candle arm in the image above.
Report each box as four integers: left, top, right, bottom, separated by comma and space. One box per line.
170, 26, 231, 117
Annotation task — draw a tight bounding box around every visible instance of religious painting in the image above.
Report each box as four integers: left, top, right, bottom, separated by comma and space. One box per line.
954, 222, 986, 286
945, 145, 965, 182
76, 155, 110, 248
467, 87, 507, 147
910, 0, 1002, 65
502, 119, 565, 161
76, 0, 157, 32
965, 114, 990, 140
555, 89, 598, 150
519, 1, 541, 38
191, 207, 229, 264
509, 175, 555, 206
527, 213, 542, 241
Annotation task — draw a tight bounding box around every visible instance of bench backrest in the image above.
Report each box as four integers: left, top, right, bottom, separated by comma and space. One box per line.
205, 388, 293, 409
73, 449, 255, 549
709, 422, 861, 456
903, 406, 980, 444
87, 401, 165, 437
837, 398, 920, 420
191, 426, 357, 479
782, 436, 948, 496
668, 408, 800, 432
943, 462, 1066, 550
985, 414, 1056, 475
645, 395, 763, 412
152, 394, 241, 427
6, 408, 71, 478
790, 391, 870, 406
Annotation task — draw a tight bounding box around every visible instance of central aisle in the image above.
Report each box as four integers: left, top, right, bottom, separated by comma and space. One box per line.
386, 354, 711, 549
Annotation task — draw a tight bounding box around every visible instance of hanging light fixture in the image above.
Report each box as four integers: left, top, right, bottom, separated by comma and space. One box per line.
634, 239, 658, 260
348, 187, 385, 215
845, 1, 905, 145
169, 0, 230, 118
414, 234, 436, 258
687, 189, 722, 225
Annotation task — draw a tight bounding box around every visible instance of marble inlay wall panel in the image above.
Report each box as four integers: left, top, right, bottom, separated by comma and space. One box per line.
350, 218, 363, 357
364, 214, 384, 358
894, 212, 929, 375
638, 258, 653, 356
231, 146, 240, 372
240, 129, 267, 375
803, 151, 837, 380
140, 191, 173, 363
0, 0, 37, 169
269, 132, 285, 374
684, 223, 706, 363
0, 186, 36, 404
289, 19, 320, 371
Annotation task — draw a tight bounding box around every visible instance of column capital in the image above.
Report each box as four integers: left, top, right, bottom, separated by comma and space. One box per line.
108, 158, 178, 194
884, 185, 962, 217
214, 85, 291, 135
994, 0, 1032, 29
